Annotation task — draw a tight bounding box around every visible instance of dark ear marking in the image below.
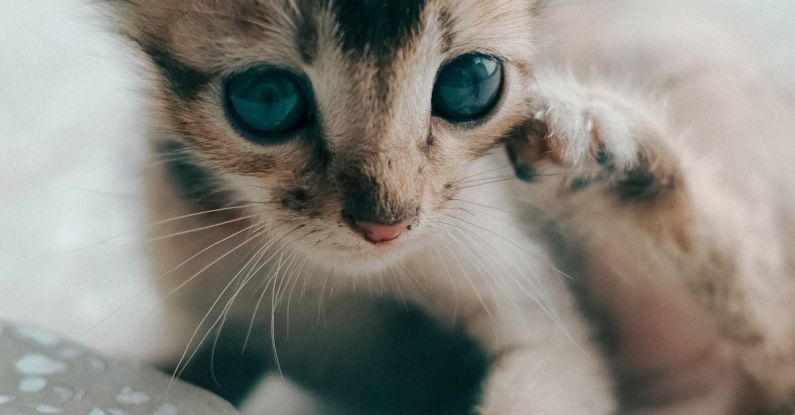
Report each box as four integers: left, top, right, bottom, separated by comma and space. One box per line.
330, 0, 427, 58
143, 43, 212, 102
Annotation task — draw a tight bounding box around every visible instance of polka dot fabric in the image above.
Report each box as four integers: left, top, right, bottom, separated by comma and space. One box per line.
0, 322, 239, 415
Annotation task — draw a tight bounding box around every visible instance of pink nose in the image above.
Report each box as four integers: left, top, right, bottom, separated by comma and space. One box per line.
355, 218, 413, 244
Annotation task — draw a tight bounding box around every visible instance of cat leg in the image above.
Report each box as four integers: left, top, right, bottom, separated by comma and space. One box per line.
475, 336, 618, 414
506, 73, 767, 413
462, 283, 617, 414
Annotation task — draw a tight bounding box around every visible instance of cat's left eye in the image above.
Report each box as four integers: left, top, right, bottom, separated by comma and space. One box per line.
432, 54, 503, 122
223, 68, 310, 143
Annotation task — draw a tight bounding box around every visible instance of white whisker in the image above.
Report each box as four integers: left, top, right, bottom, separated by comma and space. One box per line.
148, 213, 259, 242
168, 225, 270, 388
427, 223, 494, 318
448, 219, 586, 354
72, 204, 258, 253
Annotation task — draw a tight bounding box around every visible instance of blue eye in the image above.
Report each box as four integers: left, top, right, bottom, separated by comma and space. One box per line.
224, 69, 310, 142
432, 54, 503, 122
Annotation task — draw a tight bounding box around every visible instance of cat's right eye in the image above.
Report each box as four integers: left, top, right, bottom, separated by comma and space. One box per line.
223, 68, 310, 143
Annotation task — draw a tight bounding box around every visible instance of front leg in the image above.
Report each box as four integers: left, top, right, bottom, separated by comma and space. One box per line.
470, 298, 618, 415
506, 73, 766, 413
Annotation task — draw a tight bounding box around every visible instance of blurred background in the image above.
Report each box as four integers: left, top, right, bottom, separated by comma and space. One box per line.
1, 0, 794, 363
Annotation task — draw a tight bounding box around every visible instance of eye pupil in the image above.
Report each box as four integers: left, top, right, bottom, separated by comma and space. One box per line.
224, 69, 310, 142
432, 54, 503, 121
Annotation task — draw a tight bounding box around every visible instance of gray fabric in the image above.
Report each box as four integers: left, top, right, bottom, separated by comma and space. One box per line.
0, 321, 239, 415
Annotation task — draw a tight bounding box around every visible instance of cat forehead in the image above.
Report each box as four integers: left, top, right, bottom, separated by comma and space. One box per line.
122, 0, 538, 64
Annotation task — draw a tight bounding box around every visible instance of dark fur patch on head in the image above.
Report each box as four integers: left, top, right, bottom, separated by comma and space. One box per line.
330, 0, 427, 58
143, 43, 212, 101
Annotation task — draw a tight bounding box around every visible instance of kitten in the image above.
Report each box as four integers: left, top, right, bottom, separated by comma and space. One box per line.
104, 0, 795, 413
104, 0, 615, 414
507, 1, 795, 413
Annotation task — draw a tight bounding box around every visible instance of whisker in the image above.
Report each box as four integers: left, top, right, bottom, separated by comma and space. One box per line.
270, 256, 288, 378
86, 220, 266, 333
395, 261, 424, 293
168, 224, 270, 389
444, 214, 566, 279
450, 198, 521, 218
431, 243, 459, 322
283, 255, 311, 338
454, 177, 517, 190
388, 264, 408, 306
172, 224, 304, 385
162, 223, 270, 303
437, 223, 508, 316
316, 267, 332, 323
242, 252, 284, 356
231, 225, 307, 352
425, 223, 494, 318
235, 240, 272, 354
453, 170, 603, 191
148, 213, 259, 242
249, 247, 298, 297
447, 223, 586, 354
451, 163, 513, 186
455, 174, 517, 187
451, 226, 539, 316
73, 203, 257, 253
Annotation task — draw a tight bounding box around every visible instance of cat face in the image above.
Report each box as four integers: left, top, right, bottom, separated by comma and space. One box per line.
113, 0, 539, 268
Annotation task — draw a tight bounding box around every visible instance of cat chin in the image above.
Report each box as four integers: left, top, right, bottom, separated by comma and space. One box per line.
288, 236, 426, 276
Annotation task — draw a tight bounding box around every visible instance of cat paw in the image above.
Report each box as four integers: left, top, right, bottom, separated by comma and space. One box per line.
507, 76, 679, 203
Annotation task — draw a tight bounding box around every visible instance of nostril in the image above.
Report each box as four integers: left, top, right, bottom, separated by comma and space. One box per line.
354, 218, 414, 244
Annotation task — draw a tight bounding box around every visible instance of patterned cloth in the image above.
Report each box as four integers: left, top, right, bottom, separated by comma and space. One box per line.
0, 321, 239, 415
